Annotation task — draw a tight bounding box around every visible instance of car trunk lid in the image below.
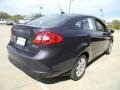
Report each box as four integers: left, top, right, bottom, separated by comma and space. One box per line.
10, 25, 41, 55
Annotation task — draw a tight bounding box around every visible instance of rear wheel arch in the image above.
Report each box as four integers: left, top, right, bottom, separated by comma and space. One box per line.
72, 51, 89, 69
70, 54, 87, 81
80, 52, 89, 62
68, 51, 89, 78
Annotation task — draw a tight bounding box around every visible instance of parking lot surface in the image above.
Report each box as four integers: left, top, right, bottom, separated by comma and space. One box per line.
0, 25, 120, 90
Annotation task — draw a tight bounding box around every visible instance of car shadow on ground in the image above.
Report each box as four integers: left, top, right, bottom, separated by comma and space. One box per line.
29, 53, 105, 84
38, 77, 70, 84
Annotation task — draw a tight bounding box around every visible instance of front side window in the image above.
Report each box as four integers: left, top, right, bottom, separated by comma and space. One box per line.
83, 18, 96, 31
95, 19, 106, 32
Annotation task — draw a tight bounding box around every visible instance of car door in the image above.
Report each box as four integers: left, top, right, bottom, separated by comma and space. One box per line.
82, 17, 108, 59
94, 18, 110, 54
82, 17, 99, 59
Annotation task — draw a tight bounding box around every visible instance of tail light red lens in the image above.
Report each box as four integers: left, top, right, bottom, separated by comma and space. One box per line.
33, 31, 63, 45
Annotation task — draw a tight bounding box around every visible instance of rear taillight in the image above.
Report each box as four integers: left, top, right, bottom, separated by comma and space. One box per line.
33, 31, 63, 45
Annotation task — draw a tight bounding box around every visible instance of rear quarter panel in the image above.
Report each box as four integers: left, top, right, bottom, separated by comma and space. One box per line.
44, 28, 92, 69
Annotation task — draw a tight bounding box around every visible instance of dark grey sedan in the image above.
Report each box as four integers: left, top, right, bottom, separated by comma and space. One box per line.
7, 14, 114, 81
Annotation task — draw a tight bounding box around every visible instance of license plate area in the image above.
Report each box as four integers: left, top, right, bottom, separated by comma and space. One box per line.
16, 37, 26, 46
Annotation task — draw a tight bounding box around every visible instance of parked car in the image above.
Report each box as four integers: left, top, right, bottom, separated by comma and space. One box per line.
7, 14, 114, 81
19, 19, 31, 24
6, 20, 16, 25
0, 19, 6, 24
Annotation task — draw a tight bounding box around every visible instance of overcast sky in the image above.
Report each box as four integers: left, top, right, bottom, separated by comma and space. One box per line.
0, 0, 120, 20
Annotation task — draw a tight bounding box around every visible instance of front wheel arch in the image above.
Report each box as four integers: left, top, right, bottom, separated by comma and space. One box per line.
72, 51, 89, 70
105, 40, 113, 55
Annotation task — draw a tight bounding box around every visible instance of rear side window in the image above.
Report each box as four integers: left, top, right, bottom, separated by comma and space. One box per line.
70, 20, 82, 30
74, 21, 82, 30
83, 18, 96, 31
26, 15, 70, 28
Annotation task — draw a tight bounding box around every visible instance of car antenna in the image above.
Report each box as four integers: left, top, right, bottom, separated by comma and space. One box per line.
57, 2, 65, 14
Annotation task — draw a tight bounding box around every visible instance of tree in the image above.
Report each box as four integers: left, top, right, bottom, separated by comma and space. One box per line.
0, 11, 43, 23
33, 13, 42, 19
106, 20, 120, 30
9, 15, 25, 23
111, 20, 120, 29
0, 12, 10, 19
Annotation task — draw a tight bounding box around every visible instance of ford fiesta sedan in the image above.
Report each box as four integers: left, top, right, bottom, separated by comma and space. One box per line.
7, 14, 114, 81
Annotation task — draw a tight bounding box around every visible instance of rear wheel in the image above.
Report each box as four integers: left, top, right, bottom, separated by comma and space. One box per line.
106, 41, 113, 55
70, 55, 87, 81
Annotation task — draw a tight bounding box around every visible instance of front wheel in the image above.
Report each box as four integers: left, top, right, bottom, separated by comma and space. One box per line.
70, 55, 87, 81
105, 41, 113, 55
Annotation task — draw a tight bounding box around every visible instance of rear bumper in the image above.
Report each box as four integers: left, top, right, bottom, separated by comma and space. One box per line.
7, 45, 74, 78
9, 57, 59, 78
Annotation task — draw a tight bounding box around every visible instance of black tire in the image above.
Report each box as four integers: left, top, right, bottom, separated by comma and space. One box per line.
105, 41, 113, 55
70, 55, 87, 81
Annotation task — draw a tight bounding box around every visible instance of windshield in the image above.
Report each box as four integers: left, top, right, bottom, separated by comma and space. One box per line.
26, 15, 70, 28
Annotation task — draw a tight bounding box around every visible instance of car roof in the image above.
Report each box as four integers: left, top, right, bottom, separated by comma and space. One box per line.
57, 14, 100, 20
59, 14, 103, 22
57, 13, 93, 17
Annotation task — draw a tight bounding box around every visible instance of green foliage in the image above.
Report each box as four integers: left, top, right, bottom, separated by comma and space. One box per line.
0, 11, 43, 23
0, 12, 10, 19
33, 13, 42, 19
9, 15, 25, 23
106, 20, 120, 30
0, 12, 24, 23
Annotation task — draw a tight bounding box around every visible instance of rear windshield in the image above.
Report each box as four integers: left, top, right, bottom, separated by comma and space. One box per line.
26, 15, 70, 28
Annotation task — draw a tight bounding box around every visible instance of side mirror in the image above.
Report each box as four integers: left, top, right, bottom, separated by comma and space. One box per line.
109, 29, 114, 33
107, 29, 114, 34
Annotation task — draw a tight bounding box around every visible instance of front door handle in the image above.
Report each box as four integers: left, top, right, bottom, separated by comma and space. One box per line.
103, 32, 108, 35
88, 34, 91, 37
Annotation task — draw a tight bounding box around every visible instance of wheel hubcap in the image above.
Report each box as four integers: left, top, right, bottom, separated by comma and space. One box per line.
76, 58, 86, 77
